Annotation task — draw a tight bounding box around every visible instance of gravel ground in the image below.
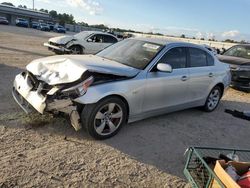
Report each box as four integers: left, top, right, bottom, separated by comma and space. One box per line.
0, 25, 249, 187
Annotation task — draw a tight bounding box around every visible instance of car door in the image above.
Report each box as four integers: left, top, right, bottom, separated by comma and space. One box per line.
187, 47, 215, 102
84, 34, 105, 54
143, 47, 190, 113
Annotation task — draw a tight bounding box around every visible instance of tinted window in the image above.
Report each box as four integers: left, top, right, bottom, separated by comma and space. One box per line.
207, 53, 214, 66
158, 47, 187, 69
189, 48, 207, 67
224, 46, 250, 59
103, 35, 118, 43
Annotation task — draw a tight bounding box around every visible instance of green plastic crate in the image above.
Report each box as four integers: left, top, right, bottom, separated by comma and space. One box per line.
184, 147, 250, 188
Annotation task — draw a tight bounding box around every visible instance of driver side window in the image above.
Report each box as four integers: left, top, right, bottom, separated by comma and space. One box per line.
158, 47, 187, 69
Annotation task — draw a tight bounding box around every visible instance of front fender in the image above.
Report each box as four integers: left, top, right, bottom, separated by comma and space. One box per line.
74, 85, 128, 104
74, 79, 145, 116
66, 41, 85, 49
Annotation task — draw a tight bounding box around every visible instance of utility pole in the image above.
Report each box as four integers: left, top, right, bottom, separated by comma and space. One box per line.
32, 0, 34, 10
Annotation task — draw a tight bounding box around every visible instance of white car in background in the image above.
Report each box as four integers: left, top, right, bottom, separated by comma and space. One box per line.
44, 31, 119, 55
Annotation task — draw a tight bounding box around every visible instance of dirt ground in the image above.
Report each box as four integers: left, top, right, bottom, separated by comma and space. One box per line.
0, 25, 249, 188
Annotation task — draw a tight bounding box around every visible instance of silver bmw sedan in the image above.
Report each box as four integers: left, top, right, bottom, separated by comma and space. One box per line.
13, 38, 231, 139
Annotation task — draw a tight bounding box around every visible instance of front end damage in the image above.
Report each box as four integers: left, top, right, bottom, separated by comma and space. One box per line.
12, 71, 94, 131
44, 42, 72, 54
12, 55, 139, 131
12, 70, 130, 131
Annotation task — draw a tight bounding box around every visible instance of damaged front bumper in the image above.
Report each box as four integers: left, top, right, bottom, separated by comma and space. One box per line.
44, 42, 71, 54
12, 72, 82, 131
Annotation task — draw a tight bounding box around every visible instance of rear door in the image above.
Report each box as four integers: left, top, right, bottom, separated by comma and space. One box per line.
187, 47, 216, 102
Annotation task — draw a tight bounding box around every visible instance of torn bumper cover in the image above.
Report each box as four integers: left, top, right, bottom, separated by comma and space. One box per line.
12, 72, 82, 131
44, 42, 71, 53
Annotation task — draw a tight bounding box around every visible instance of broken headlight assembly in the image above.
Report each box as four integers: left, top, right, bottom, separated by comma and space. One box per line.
62, 76, 94, 96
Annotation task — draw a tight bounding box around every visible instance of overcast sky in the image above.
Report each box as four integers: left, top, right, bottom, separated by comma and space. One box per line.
1, 0, 249, 41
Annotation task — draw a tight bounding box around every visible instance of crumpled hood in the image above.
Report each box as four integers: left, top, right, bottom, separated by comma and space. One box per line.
26, 55, 140, 85
218, 55, 250, 66
49, 35, 74, 44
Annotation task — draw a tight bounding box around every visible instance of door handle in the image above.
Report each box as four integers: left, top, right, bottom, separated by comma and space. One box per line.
209, 73, 214, 77
181, 76, 188, 81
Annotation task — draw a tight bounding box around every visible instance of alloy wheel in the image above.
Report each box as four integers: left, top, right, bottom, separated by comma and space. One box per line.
207, 88, 221, 111
94, 103, 123, 136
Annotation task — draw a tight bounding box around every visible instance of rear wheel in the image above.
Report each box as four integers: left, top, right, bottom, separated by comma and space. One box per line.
69, 45, 83, 54
203, 86, 222, 112
81, 97, 127, 140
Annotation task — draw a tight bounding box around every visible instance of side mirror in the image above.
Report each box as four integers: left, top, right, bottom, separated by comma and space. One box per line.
87, 38, 93, 42
157, 63, 173, 73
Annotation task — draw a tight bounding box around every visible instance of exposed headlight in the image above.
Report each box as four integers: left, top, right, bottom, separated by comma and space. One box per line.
62, 76, 94, 96
230, 65, 250, 71
238, 66, 250, 71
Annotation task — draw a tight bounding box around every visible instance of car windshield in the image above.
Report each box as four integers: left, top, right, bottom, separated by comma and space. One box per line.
224, 45, 250, 59
97, 39, 164, 70
41, 23, 47, 26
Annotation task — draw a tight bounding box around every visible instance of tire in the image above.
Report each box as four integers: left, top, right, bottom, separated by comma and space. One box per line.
203, 86, 222, 112
81, 97, 128, 140
69, 45, 83, 54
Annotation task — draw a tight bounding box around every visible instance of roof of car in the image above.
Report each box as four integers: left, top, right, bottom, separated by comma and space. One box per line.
82, 31, 117, 38
132, 37, 205, 48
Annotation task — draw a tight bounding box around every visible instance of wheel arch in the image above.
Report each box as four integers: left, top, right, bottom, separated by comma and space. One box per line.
214, 82, 225, 98
76, 93, 130, 121
68, 43, 85, 52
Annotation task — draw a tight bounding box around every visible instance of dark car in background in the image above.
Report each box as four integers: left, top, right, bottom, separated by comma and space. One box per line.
31, 21, 39, 29
16, 18, 29, 27
38, 23, 50, 31
0, 16, 9, 25
218, 45, 250, 91
47, 22, 54, 31
54, 25, 66, 33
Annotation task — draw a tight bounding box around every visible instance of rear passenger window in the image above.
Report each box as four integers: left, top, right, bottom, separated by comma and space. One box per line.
103, 35, 118, 43
207, 53, 214, 66
158, 47, 187, 69
189, 48, 207, 67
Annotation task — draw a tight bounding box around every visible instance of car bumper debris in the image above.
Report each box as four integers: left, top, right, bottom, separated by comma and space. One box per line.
13, 72, 81, 131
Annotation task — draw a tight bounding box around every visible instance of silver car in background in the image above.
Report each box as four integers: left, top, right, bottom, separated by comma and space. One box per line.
12, 38, 231, 139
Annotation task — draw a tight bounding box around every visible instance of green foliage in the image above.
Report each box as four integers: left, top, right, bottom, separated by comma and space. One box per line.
1, 2, 14, 6
180, 34, 186, 38
40, 8, 48, 13
49, 10, 75, 25
18, 5, 27, 9
77, 21, 89, 27
90, 24, 109, 30
223, 39, 236, 43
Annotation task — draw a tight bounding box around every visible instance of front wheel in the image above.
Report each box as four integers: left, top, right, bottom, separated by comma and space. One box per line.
81, 97, 128, 139
69, 45, 83, 54
203, 86, 222, 112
